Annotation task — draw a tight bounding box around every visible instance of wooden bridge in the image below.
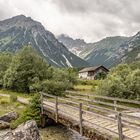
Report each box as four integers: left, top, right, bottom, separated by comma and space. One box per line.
40, 91, 140, 140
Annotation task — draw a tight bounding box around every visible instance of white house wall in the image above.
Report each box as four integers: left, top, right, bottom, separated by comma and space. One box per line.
79, 68, 107, 80
79, 72, 88, 79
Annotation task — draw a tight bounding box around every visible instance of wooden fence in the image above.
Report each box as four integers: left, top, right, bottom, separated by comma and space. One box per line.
40, 91, 140, 140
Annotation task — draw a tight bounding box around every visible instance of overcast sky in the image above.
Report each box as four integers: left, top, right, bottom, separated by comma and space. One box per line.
0, 0, 140, 42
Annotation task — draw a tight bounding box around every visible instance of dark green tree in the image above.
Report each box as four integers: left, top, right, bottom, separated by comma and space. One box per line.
95, 62, 140, 100
4, 46, 52, 92
0, 53, 12, 87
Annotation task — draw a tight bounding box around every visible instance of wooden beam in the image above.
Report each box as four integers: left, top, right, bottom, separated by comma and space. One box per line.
114, 100, 117, 112
117, 112, 123, 140
41, 92, 44, 114
79, 103, 83, 136
55, 96, 58, 123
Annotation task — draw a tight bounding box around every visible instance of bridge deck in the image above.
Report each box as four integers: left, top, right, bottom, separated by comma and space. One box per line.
41, 92, 140, 140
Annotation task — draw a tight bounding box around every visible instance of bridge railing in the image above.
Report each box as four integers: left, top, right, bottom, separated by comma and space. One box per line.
65, 90, 140, 112
40, 91, 140, 140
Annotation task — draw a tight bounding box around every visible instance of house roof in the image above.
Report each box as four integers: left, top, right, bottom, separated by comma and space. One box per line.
79, 65, 109, 73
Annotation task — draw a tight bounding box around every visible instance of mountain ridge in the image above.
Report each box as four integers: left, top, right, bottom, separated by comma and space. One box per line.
0, 15, 88, 68
58, 33, 140, 68
58, 36, 131, 67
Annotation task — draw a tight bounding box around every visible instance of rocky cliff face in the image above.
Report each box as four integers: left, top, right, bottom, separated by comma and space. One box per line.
121, 32, 140, 63
58, 34, 131, 68
0, 15, 88, 68
84, 36, 131, 68
57, 34, 90, 57
59, 32, 140, 68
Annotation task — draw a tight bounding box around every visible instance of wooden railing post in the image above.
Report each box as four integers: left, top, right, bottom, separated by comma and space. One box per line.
41, 92, 44, 114
117, 112, 123, 140
55, 96, 58, 123
114, 100, 117, 111
40, 92, 46, 127
79, 103, 83, 136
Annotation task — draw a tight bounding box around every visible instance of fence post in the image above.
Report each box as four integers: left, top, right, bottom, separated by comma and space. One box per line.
114, 100, 117, 111
79, 103, 83, 136
40, 92, 46, 127
41, 92, 44, 114
117, 112, 123, 140
55, 96, 58, 123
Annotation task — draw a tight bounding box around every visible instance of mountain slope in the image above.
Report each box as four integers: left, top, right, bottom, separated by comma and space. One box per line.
58, 34, 131, 68
57, 34, 90, 57
84, 36, 131, 68
0, 15, 88, 68
121, 32, 140, 63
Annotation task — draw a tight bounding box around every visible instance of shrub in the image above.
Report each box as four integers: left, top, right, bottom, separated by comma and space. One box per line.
41, 80, 68, 96
10, 94, 41, 129
3, 46, 52, 93
95, 62, 140, 100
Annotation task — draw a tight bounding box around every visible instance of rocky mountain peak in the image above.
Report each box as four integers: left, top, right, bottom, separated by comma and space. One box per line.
0, 15, 42, 31
0, 15, 88, 68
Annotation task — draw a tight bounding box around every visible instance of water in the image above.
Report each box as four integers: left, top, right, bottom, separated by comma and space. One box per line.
0, 125, 90, 140
40, 125, 90, 140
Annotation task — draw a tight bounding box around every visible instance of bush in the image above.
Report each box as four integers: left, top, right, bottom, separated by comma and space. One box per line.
3, 46, 52, 93
41, 80, 68, 96
10, 94, 41, 129
10, 95, 17, 102
2, 47, 75, 94
95, 62, 140, 100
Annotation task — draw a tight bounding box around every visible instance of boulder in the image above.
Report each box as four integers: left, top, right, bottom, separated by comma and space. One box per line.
0, 112, 18, 123
2, 120, 42, 140
0, 120, 10, 130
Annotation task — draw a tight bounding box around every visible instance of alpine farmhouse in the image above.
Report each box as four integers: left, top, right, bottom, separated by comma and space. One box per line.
78, 65, 109, 80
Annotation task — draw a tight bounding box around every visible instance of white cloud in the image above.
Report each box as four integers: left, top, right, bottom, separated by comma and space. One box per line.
0, 0, 140, 42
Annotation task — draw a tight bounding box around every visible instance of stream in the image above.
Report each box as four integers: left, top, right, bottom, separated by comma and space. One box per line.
0, 125, 90, 140
40, 125, 90, 140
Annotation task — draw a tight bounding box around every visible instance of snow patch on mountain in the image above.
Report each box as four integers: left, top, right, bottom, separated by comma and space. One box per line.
62, 54, 72, 67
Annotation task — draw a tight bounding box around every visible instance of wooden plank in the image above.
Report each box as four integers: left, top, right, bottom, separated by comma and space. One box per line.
66, 94, 140, 112
42, 92, 56, 98
83, 109, 117, 123
114, 100, 117, 111
83, 103, 116, 114
40, 92, 44, 114
83, 120, 119, 135
58, 102, 79, 111
121, 113, 140, 123
58, 97, 79, 105
55, 96, 58, 123
79, 103, 83, 136
122, 122, 140, 132
66, 90, 140, 105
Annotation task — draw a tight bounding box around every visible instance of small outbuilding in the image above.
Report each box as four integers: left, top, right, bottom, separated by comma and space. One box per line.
78, 65, 109, 80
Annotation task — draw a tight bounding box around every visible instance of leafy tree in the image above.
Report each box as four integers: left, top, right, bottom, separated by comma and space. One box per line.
94, 72, 107, 80
0, 53, 12, 87
3, 46, 52, 92
95, 62, 140, 100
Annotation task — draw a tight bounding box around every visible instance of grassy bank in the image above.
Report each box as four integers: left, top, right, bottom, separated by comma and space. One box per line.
0, 95, 26, 116
0, 89, 34, 98
73, 79, 100, 94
